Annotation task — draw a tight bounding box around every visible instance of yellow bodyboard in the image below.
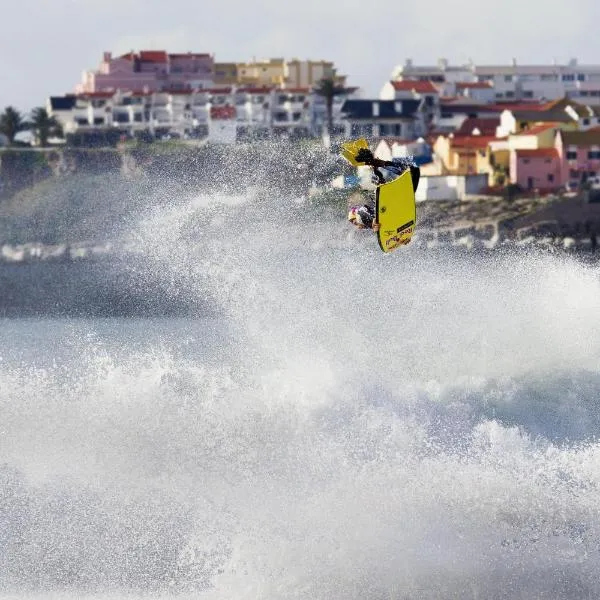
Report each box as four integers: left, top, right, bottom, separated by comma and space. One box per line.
375, 170, 417, 252
340, 138, 369, 166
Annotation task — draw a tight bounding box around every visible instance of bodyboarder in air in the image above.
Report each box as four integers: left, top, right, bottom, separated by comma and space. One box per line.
346, 147, 420, 233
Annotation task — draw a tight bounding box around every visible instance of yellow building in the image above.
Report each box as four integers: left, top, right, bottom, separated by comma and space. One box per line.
497, 97, 584, 136
214, 58, 347, 88
285, 59, 346, 88
213, 63, 238, 85
237, 58, 286, 86
434, 134, 496, 175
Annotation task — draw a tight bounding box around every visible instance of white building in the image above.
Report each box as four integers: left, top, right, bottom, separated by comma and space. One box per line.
47, 86, 359, 143
391, 58, 600, 103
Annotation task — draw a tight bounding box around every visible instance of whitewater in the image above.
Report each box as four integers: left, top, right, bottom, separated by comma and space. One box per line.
2, 189, 600, 600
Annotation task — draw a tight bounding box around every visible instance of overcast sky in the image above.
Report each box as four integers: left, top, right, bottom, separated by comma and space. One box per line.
3, 0, 600, 113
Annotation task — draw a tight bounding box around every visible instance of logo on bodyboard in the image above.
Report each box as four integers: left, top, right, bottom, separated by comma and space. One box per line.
397, 220, 415, 234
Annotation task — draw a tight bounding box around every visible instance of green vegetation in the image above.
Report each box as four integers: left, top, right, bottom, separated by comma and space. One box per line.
0, 106, 30, 144
313, 77, 347, 135
29, 107, 62, 147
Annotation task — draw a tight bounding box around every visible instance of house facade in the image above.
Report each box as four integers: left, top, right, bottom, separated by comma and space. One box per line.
48, 86, 358, 141
509, 148, 563, 190
433, 134, 499, 178
339, 99, 424, 140
556, 129, 600, 189
379, 80, 440, 129
77, 51, 348, 95
78, 51, 215, 93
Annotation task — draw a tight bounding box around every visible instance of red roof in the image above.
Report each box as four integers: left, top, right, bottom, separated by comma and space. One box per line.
515, 122, 559, 136
485, 102, 547, 112
139, 51, 168, 63
236, 87, 274, 94
206, 87, 232, 94
392, 80, 439, 94
169, 53, 210, 59
456, 82, 492, 89
515, 148, 558, 159
119, 51, 168, 63
440, 99, 505, 113
77, 91, 114, 98
210, 105, 236, 120
456, 117, 500, 136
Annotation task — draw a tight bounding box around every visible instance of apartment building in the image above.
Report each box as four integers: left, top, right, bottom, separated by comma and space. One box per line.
392, 58, 600, 103
77, 51, 215, 93
47, 86, 358, 142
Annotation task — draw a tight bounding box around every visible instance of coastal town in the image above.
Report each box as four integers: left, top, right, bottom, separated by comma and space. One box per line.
3, 50, 600, 254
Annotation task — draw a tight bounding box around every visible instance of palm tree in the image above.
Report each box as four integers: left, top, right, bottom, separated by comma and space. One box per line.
0, 106, 29, 144
313, 77, 347, 137
29, 107, 62, 147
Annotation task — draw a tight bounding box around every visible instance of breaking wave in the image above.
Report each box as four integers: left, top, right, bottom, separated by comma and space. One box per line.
2, 190, 600, 599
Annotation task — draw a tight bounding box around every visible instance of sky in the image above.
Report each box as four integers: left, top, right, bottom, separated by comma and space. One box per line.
2, 0, 600, 113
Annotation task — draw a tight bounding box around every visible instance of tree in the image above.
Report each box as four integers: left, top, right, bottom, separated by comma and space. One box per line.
29, 107, 62, 147
0, 106, 29, 144
313, 77, 347, 137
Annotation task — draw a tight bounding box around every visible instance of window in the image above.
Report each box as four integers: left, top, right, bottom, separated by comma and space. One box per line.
583, 118, 590, 126
523, 159, 530, 164
379, 124, 389, 136
566, 151, 578, 160
277, 95, 287, 105
523, 91, 534, 98
578, 73, 586, 81
562, 74, 575, 82
394, 124, 402, 136
292, 112, 302, 121
588, 151, 600, 159
506, 91, 515, 98
274, 112, 287, 122
504, 75, 513, 82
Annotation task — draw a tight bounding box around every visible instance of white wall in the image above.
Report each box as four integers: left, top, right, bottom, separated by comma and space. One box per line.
415, 174, 487, 201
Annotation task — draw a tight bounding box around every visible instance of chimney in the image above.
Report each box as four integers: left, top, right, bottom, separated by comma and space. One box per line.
103, 52, 112, 63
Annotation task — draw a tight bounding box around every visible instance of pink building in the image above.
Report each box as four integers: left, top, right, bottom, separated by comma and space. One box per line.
510, 148, 564, 191
77, 51, 215, 94
556, 129, 600, 188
